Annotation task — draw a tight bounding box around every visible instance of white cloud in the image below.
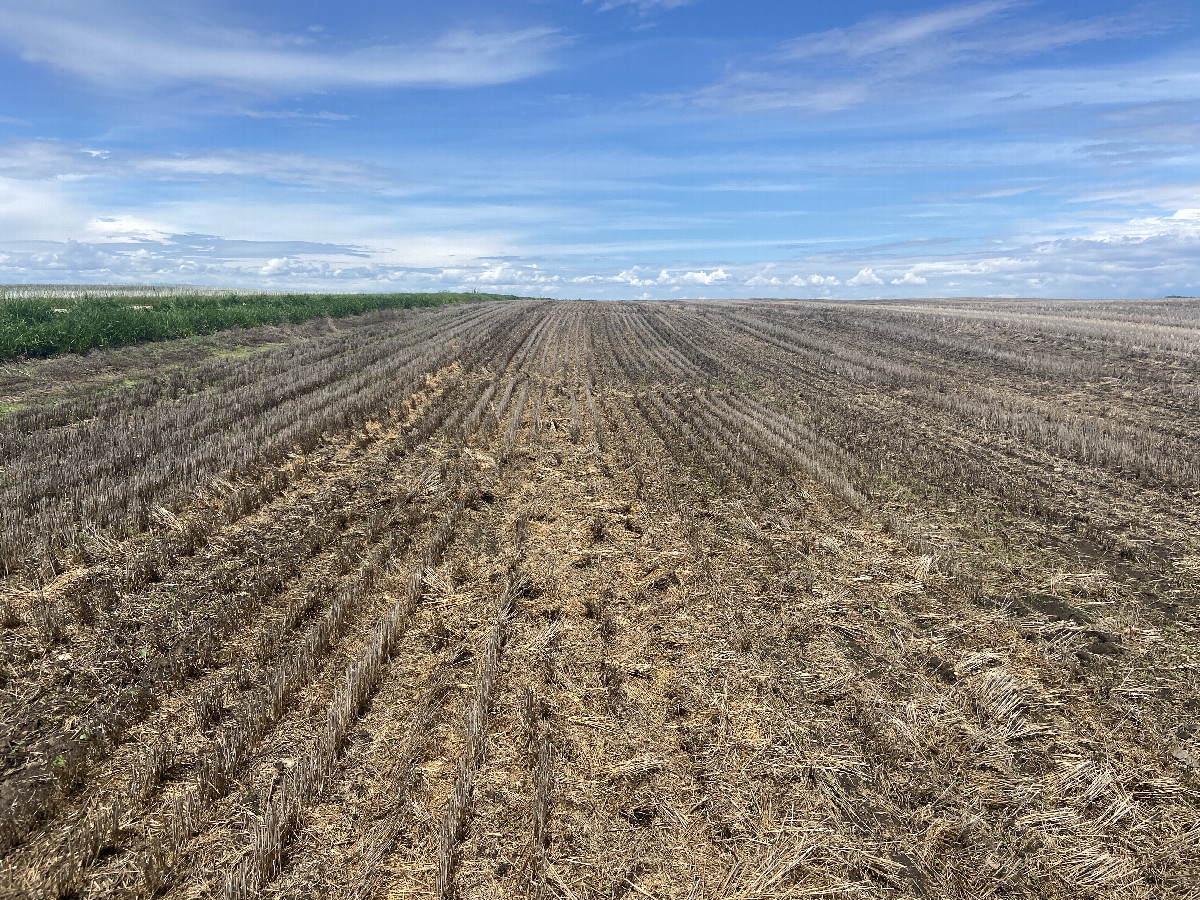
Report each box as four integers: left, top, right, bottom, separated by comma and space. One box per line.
5, 203, 1200, 298
679, 267, 729, 285
792, 274, 841, 286
571, 266, 727, 287
0, 4, 567, 92
454, 262, 563, 287
258, 257, 292, 276
4, 125, 1200, 300
86, 215, 174, 243
610, 267, 668, 286
1090, 207, 1200, 242
847, 267, 883, 286
0, 175, 89, 240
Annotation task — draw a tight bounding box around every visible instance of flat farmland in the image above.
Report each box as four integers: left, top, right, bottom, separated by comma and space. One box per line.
1, 298, 1198, 899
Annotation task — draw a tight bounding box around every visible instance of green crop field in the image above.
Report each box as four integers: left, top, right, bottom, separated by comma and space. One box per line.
0, 290, 522, 359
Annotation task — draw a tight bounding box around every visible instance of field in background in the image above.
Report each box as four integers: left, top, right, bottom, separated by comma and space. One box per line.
1, 297, 1198, 898
0, 288, 524, 359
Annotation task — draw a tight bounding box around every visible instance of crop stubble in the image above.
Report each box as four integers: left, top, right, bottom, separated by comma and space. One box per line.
1, 298, 1198, 898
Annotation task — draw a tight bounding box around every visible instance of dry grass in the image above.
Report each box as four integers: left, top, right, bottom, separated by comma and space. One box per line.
1, 298, 1197, 899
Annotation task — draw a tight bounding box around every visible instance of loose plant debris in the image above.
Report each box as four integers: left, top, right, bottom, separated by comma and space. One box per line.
0, 297, 1198, 899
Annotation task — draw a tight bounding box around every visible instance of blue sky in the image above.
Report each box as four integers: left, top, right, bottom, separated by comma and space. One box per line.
0, 0, 1198, 299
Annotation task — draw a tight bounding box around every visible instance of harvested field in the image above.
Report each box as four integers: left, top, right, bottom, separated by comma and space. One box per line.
1, 297, 1198, 899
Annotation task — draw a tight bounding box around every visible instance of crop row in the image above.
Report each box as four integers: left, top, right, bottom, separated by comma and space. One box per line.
0, 301, 525, 575
4, 460, 439, 888
1, 338, 529, 888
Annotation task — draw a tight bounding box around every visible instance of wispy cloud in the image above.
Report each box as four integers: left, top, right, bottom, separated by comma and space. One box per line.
132, 151, 396, 189
1070, 181, 1200, 209
969, 186, 1042, 199
0, 176, 89, 241
687, 2, 1177, 115
0, 140, 398, 189
237, 109, 356, 122
587, 0, 694, 13
782, 1, 1167, 71
782, 1, 1013, 63
0, 2, 567, 92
